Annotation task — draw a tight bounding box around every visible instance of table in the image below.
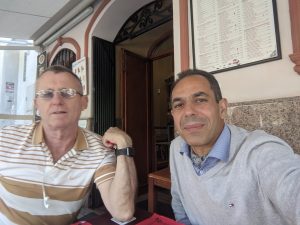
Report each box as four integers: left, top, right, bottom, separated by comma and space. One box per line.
147, 167, 171, 213
84, 208, 152, 225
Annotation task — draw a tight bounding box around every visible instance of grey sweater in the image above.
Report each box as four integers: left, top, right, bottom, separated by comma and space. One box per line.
170, 124, 300, 225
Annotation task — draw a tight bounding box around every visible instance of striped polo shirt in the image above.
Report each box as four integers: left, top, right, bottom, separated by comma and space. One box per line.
0, 123, 116, 225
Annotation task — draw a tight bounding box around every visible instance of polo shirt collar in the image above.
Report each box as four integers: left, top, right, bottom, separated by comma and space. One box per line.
32, 122, 88, 150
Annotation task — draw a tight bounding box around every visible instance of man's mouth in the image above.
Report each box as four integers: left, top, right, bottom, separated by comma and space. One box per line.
183, 123, 205, 131
52, 111, 66, 114
180, 116, 206, 132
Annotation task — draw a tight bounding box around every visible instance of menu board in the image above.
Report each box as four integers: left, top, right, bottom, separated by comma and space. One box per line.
191, 0, 281, 73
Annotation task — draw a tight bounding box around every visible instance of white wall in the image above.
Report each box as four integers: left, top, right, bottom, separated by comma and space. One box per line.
173, 0, 300, 103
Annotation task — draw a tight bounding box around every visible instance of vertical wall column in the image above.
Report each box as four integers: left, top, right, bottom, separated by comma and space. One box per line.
289, 0, 300, 75
179, 0, 189, 71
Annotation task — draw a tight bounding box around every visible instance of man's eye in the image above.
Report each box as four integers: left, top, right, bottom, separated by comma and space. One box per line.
195, 98, 207, 103
172, 103, 183, 110
44, 92, 53, 97
60, 88, 76, 98
41, 91, 54, 98
60, 90, 71, 97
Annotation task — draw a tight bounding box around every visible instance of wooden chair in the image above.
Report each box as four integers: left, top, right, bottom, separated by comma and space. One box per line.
147, 167, 171, 212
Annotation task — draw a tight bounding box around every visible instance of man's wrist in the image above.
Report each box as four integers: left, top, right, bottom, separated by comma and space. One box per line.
115, 147, 135, 157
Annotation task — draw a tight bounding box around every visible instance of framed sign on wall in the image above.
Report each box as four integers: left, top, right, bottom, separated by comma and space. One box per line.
72, 57, 88, 95
36, 51, 47, 77
190, 0, 281, 73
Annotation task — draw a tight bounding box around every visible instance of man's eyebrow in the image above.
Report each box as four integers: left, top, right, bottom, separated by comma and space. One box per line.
171, 97, 182, 104
171, 91, 208, 103
193, 91, 208, 97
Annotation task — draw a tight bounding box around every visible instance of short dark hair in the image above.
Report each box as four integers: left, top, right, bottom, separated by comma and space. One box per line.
38, 65, 82, 88
171, 69, 222, 103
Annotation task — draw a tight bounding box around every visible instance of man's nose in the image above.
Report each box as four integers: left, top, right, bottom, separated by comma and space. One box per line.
183, 101, 196, 116
51, 92, 64, 102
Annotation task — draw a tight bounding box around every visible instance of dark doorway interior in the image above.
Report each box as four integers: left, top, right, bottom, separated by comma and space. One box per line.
121, 49, 151, 190
91, 36, 116, 208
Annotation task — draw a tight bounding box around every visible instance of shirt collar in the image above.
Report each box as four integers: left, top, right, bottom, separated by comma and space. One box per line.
180, 124, 231, 162
32, 122, 88, 150
208, 124, 230, 161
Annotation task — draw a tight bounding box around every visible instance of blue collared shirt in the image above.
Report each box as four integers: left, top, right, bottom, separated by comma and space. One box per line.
179, 124, 231, 176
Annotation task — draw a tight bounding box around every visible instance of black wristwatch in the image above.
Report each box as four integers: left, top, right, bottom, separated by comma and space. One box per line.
115, 147, 135, 157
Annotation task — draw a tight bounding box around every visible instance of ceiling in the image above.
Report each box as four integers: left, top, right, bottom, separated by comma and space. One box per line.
0, 0, 173, 48
0, 0, 89, 41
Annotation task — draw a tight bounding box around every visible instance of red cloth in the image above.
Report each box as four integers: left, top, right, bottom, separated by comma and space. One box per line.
136, 214, 183, 225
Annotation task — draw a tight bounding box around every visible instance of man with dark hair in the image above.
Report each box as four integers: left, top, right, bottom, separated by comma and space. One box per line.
0, 65, 137, 224
169, 69, 300, 225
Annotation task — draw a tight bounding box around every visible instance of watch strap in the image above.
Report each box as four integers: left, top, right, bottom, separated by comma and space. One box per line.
115, 147, 135, 157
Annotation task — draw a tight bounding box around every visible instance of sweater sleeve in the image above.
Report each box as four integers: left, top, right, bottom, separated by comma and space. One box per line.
255, 140, 300, 224
171, 173, 191, 224
169, 140, 192, 225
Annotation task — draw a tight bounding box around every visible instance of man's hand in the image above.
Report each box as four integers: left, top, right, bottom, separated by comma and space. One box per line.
99, 127, 137, 222
102, 127, 132, 149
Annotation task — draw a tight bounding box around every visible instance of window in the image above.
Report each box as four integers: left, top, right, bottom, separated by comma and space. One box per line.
0, 38, 38, 127
51, 48, 76, 69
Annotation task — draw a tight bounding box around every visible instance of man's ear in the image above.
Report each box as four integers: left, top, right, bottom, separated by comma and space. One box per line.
34, 98, 38, 110
219, 98, 228, 119
81, 96, 88, 111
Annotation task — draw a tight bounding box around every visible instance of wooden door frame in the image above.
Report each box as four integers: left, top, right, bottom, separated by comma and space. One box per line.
120, 49, 153, 190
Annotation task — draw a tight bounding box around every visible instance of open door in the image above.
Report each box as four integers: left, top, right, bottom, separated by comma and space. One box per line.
91, 36, 116, 208
121, 49, 152, 190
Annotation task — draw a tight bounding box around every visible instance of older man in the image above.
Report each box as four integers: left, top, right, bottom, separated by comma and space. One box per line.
0, 65, 137, 225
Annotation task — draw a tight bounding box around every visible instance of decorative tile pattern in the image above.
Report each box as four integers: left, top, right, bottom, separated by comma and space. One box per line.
226, 96, 300, 154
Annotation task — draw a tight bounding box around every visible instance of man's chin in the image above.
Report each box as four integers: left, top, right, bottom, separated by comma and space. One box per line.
46, 121, 68, 129
182, 133, 205, 146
